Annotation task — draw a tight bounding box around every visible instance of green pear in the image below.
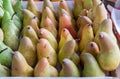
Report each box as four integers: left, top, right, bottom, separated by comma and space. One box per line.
34, 57, 58, 77
82, 42, 100, 57
18, 36, 37, 67
0, 40, 13, 67
12, 51, 33, 76
0, 64, 10, 77
23, 9, 39, 27
3, 0, 21, 30
97, 32, 120, 71
60, 58, 80, 77
59, 28, 73, 50
39, 28, 58, 51
0, 6, 4, 24
13, 0, 23, 20
83, 0, 93, 10
0, 28, 4, 41
80, 53, 105, 77
2, 11, 19, 50
27, 0, 40, 20
22, 25, 38, 47
58, 40, 80, 65
37, 38, 57, 66
73, 0, 83, 19
44, 16, 57, 38
79, 24, 94, 52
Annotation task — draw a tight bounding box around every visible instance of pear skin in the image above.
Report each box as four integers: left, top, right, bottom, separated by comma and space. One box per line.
0, 28, 4, 41
44, 16, 57, 38
73, 0, 83, 19
0, 64, 10, 77
59, 13, 77, 38
28, 16, 40, 37
40, 7, 57, 28
2, 11, 19, 50
60, 58, 80, 77
37, 38, 57, 66
59, 28, 73, 50
83, 0, 93, 10
42, 0, 56, 16
59, 0, 73, 18
80, 53, 105, 77
93, 2, 107, 34
12, 51, 33, 76
96, 32, 120, 71
58, 40, 80, 65
27, 0, 41, 20
22, 25, 39, 47
79, 9, 88, 16
18, 36, 37, 67
79, 24, 94, 52
23, 9, 39, 27
39, 28, 58, 51
82, 42, 100, 57
34, 57, 58, 77
94, 19, 117, 43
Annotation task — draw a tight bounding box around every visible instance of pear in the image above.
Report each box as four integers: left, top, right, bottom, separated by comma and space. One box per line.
73, 0, 83, 19
59, 13, 76, 38
93, 2, 107, 34
37, 38, 57, 66
96, 32, 120, 71
18, 36, 37, 67
80, 53, 105, 77
40, 7, 57, 29
79, 24, 94, 52
28, 16, 40, 37
39, 28, 58, 51
2, 11, 19, 50
44, 16, 57, 38
23, 9, 39, 27
0, 28, 4, 41
59, 28, 73, 50
0, 41, 13, 67
0, 64, 10, 77
13, 0, 23, 20
77, 15, 92, 32
58, 40, 80, 65
34, 57, 58, 77
83, 0, 93, 10
22, 25, 38, 47
59, 58, 80, 77
59, 9, 76, 30
95, 19, 117, 43
27, 0, 40, 19
3, 0, 21, 30
12, 51, 33, 76
3, 0, 14, 16
42, 0, 56, 16
82, 42, 100, 57
59, 0, 73, 18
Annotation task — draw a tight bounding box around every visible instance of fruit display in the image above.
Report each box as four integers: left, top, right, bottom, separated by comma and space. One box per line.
0, 0, 120, 78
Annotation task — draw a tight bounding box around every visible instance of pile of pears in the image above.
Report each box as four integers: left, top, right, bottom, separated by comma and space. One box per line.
0, 0, 120, 77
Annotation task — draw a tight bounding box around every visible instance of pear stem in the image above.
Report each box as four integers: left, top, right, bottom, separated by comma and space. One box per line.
0, 48, 8, 53
11, 12, 17, 20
